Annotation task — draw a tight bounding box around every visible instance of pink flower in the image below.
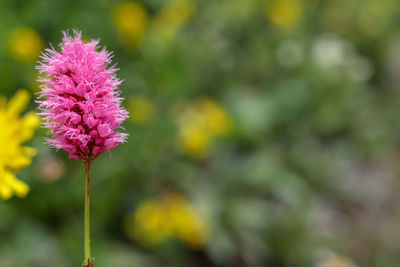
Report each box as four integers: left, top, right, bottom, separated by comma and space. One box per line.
37, 30, 128, 161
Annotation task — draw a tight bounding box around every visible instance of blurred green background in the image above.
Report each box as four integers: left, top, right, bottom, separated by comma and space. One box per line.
1, 0, 400, 266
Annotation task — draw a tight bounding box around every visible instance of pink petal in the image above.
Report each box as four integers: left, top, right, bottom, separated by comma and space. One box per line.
98, 123, 111, 137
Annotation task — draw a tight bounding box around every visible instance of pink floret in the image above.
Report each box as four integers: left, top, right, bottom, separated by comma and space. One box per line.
37, 30, 128, 161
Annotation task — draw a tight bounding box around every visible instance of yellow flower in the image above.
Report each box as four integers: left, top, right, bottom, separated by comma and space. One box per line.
0, 90, 39, 200
265, 0, 303, 29
128, 96, 155, 124
318, 254, 357, 267
127, 193, 208, 248
152, 0, 196, 40
199, 99, 232, 136
176, 98, 232, 157
179, 122, 212, 157
113, 2, 148, 47
9, 27, 44, 63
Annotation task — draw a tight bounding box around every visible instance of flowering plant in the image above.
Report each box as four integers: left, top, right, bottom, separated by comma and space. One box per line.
37, 30, 128, 267
0, 90, 39, 200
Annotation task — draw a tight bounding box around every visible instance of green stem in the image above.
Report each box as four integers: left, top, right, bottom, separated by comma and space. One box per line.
83, 160, 93, 267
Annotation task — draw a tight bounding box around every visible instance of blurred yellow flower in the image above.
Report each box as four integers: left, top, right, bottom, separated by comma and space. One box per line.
113, 2, 148, 47
152, 0, 196, 40
9, 27, 44, 63
0, 90, 39, 200
318, 254, 357, 267
265, 0, 303, 29
128, 96, 155, 124
199, 99, 231, 136
177, 98, 232, 157
127, 193, 208, 249
180, 121, 212, 157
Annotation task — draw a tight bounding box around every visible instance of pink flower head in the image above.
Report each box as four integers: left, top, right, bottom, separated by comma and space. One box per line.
37, 30, 128, 161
